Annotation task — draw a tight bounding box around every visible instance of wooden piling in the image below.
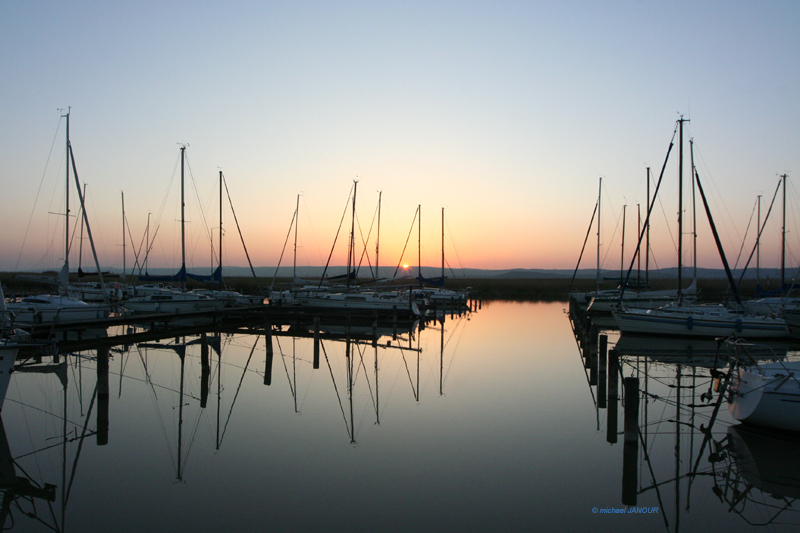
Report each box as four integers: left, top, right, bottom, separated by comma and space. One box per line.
622, 377, 640, 506
200, 333, 210, 408
201, 363, 210, 408
200, 332, 210, 371
587, 326, 598, 386
265, 321, 273, 357
607, 348, 619, 444
96, 346, 109, 446
623, 377, 640, 444
313, 316, 320, 370
265, 320, 273, 386
598, 334, 607, 409
622, 441, 638, 506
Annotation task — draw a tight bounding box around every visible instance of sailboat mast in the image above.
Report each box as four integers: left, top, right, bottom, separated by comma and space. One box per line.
781, 173, 787, 288
348, 180, 357, 291
690, 139, 698, 283
293, 194, 299, 280
180, 145, 186, 282
620, 204, 626, 285
677, 117, 689, 302
376, 191, 381, 281
596, 177, 602, 292
64, 108, 71, 276
757, 194, 762, 284
69, 144, 107, 297
646, 167, 651, 287
418, 204, 422, 279
219, 170, 223, 286
122, 191, 126, 284
637, 204, 641, 288
79, 183, 86, 273
145, 212, 150, 274
441, 207, 445, 281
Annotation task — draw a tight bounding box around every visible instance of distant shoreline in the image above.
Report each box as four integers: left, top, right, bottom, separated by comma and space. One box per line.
1, 271, 782, 302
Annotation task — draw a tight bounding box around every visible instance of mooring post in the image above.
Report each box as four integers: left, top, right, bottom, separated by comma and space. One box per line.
97, 346, 109, 446
313, 316, 320, 370
201, 361, 210, 408
588, 326, 598, 386
623, 377, 640, 444
622, 377, 640, 506
598, 334, 608, 409
622, 439, 638, 507
200, 332, 210, 371
607, 348, 619, 444
265, 321, 273, 357
264, 320, 273, 386
200, 333, 210, 408
583, 324, 595, 369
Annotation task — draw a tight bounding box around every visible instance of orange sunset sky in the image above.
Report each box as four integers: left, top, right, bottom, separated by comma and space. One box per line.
2, 2, 799, 277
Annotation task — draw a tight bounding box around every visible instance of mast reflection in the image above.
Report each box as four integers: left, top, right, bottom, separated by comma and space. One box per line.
570, 307, 800, 530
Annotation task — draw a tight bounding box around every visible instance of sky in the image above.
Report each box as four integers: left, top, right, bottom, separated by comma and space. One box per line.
2, 1, 799, 276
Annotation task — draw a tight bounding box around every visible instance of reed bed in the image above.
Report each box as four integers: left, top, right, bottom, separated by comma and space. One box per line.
2, 271, 781, 303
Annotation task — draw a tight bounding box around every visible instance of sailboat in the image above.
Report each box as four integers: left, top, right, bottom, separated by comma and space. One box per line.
743, 174, 800, 317
292, 182, 420, 316
414, 207, 469, 308
582, 327, 800, 528
726, 337, 800, 431
188, 171, 264, 307
612, 119, 789, 338
5, 110, 111, 326
124, 146, 227, 314
583, 174, 685, 319
267, 194, 334, 306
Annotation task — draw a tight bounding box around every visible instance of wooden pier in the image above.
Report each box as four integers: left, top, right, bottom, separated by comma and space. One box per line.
20, 303, 428, 353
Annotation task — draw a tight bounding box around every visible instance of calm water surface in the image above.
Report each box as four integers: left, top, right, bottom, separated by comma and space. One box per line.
3, 301, 798, 532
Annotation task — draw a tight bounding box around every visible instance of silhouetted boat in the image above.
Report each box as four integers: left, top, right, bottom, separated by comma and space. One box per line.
729, 358, 800, 432
6, 110, 111, 325
614, 119, 788, 338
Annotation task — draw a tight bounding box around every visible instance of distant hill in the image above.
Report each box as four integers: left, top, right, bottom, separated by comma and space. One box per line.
91, 265, 789, 281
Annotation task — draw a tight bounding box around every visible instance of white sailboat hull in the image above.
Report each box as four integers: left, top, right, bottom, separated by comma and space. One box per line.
729, 361, 800, 432
613, 305, 790, 338
297, 293, 420, 315
123, 293, 228, 314
586, 294, 676, 316
190, 290, 265, 307
5, 296, 111, 325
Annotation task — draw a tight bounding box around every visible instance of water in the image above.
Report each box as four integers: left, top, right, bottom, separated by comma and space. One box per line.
2, 301, 798, 532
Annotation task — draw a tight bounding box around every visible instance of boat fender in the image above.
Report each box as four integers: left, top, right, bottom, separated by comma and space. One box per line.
686, 316, 693, 330
736, 318, 743, 333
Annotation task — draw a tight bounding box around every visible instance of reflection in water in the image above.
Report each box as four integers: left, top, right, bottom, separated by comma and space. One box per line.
718, 425, 800, 525
0, 307, 471, 531
0, 417, 57, 529
570, 302, 800, 531
12, 301, 800, 531
1, 351, 103, 532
